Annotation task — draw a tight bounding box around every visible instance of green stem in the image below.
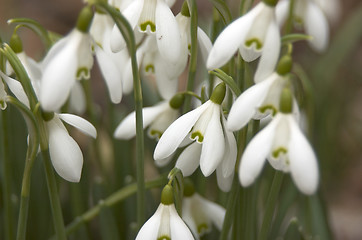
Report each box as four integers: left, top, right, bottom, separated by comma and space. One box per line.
41, 149, 67, 240
220, 179, 239, 240
1, 110, 15, 240
183, 0, 198, 113
62, 176, 167, 236
258, 171, 284, 240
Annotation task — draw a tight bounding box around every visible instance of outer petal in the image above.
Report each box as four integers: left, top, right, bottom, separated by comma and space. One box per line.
181, 198, 199, 239
304, 1, 329, 52
169, 205, 194, 240
0, 72, 29, 107
40, 31, 80, 111
156, 0, 181, 64
200, 106, 225, 177
135, 204, 162, 240
200, 194, 226, 230
288, 115, 319, 195
206, 5, 260, 70
58, 113, 97, 139
197, 27, 212, 63
154, 55, 179, 99
216, 166, 234, 192
227, 73, 277, 131
221, 116, 237, 178
154, 101, 211, 160
275, 0, 289, 26
254, 21, 280, 83
94, 45, 123, 104
110, 0, 143, 52
175, 142, 202, 176
114, 101, 168, 139
239, 114, 281, 187
47, 117, 83, 182
68, 81, 86, 114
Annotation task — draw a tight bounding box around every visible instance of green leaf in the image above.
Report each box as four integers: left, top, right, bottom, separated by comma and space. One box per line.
8, 18, 54, 50
208, 0, 232, 25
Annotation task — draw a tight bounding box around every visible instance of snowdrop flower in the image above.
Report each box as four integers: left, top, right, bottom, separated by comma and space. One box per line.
114, 93, 184, 140
207, 0, 281, 83
239, 88, 319, 195
135, 185, 194, 240
110, 0, 181, 64
90, 12, 127, 104
227, 55, 295, 131
46, 113, 97, 182
182, 180, 225, 238
40, 6, 94, 111
154, 83, 237, 191
276, 0, 329, 52
314, 0, 341, 24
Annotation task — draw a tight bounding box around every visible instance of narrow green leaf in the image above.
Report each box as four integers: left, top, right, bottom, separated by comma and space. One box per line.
208, 0, 232, 25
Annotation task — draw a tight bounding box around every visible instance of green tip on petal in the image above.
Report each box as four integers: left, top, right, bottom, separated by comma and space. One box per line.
280, 88, 293, 113
76, 6, 94, 33
161, 185, 174, 205
183, 178, 195, 197
262, 0, 279, 7
9, 33, 23, 53
41, 110, 54, 122
210, 82, 226, 105
181, 1, 190, 17
169, 93, 185, 109
276, 55, 293, 76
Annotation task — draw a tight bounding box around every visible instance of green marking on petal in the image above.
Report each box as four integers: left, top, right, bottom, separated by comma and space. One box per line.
158, 236, 171, 240
149, 129, 162, 139
191, 131, 204, 143
77, 67, 90, 80
197, 223, 209, 234
245, 38, 263, 50
258, 105, 278, 116
272, 147, 287, 158
140, 21, 156, 32
145, 64, 155, 73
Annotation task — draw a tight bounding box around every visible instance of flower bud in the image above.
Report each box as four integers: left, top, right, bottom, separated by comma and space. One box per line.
210, 82, 226, 105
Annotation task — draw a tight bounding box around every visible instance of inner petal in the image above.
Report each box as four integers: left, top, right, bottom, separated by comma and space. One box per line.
190, 104, 215, 143
139, 0, 157, 33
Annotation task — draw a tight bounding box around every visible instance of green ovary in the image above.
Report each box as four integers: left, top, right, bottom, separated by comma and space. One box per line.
245, 38, 263, 50
140, 21, 156, 32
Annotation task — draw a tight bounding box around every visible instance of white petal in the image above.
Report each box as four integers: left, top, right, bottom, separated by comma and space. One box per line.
206, 5, 260, 69
288, 115, 319, 195
68, 81, 86, 115
154, 101, 211, 160
135, 204, 162, 240
254, 21, 281, 83
47, 117, 83, 182
275, 0, 289, 26
304, 1, 329, 52
227, 73, 277, 131
200, 194, 226, 229
239, 114, 281, 187
239, 44, 262, 62
154, 55, 179, 100
0, 71, 29, 108
155, 0, 181, 64
216, 166, 234, 192
40, 31, 80, 111
95, 45, 123, 103
197, 27, 212, 63
175, 142, 202, 176
114, 101, 168, 139
58, 113, 97, 139
169, 205, 194, 240
221, 117, 237, 177
110, 0, 143, 52
181, 198, 199, 239
200, 105, 225, 177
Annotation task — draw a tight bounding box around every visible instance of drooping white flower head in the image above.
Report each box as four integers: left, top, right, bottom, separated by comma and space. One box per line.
114, 93, 184, 140
276, 0, 329, 52
40, 7, 94, 112
46, 113, 97, 182
182, 180, 226, 238
110, 0, 181, 64
239, 88, 318, 195
314, 0, 341, 24
135, 185, 194, 240
227, 55, 296, 131
154, 83, 237, 191
207, 0, 281, 83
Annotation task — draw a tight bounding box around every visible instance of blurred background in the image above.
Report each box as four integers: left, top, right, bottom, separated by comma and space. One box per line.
0, 0, 361, 239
